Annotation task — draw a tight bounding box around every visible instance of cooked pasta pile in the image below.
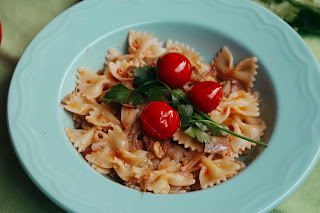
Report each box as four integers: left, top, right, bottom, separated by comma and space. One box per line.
62, 30, 266, 193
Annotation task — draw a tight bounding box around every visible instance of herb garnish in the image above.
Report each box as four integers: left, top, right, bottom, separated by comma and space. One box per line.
101, 66, 268, 147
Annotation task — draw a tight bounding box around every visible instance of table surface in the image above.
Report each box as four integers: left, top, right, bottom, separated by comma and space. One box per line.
1, 0, 320, 212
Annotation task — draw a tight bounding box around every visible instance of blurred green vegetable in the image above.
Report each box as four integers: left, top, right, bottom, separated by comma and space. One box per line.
254, 0, 320, 35
291, 0, 320, 12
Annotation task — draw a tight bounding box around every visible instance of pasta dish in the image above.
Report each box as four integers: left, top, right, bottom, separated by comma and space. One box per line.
62, 30, 266, 193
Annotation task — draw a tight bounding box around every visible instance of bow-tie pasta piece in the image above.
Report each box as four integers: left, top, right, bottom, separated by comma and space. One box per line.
214, 46, 258, 92
173, 129, 204, 152
108, 60, 139, 81
86, 125, 152, 176
105, 48, 135, 65
65, 127, 95, 152
128, 30, 166, 62
133, 158, 195, 194
86, 103, 121, 128
199, 156, 241, 189
62, 91, 95, 116
223, 114, 266, 158
76, 66, 111, 100
233, 57, 258, 90
92, 164, 111, 175
210, 90, 260, 124
180, 151, 203, 172
214, 46, 234, 75
121, 106, 142, 130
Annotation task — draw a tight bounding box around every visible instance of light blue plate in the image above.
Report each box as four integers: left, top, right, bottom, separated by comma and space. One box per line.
7, 0, 320, 212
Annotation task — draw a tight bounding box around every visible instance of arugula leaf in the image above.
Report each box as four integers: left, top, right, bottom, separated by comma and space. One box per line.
210, 126, 229, 136
178, 104, 193, 117
102, 66, 166, 105
192, 113, 204, 121
211, 127, 221, 136
145, 86, 167, 101
101, 84, 132, 103
219, 124, 230, 136
220, 130, 229, 136
185, 126, 211, 144
172, 88, 185, 97
101, 84, 143, 105
171, 89, 185, 107
133, 66, 157, 86
178, 104, 194, 126
130, 92, 144, 106
195, 122, 209, 131
171, 95, 179, 107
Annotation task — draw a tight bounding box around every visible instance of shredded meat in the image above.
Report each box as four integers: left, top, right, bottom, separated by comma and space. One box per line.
97, 70, 104, 75
213, 62, 251, 94
229, 79, 245, 93
125, 122, 143, 152
72, 114, 83, 129
167, 144, 186, 162
143, 135, 158, 154
152, 141, 165, 158
125, 65, 135, 78
142, 135, 171, 159
204, 136, 233, 159
182, 82, 193, 93
192, 67, 204, 82
182, 152, 203, 172
201, 65, 218, 82
109, 169, 117, 178
139, 175, 150, 192
143, 59, 157, 67
71, 113, 93, 129
190, 170, 201, 191
82, 146, 92, 157
221, 79, 246, 97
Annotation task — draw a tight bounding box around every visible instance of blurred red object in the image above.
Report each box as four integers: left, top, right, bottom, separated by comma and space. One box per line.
0, 21, 2, 45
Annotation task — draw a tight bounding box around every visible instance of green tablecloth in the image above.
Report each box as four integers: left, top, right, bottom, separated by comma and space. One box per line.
0, 0, 319, 212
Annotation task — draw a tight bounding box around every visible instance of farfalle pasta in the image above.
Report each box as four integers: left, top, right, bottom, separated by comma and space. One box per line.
62, 30, 266, 193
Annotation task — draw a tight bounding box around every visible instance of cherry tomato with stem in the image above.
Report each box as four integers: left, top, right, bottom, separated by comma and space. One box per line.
157, 52, 192, 88
190, 81, 223, 114
141, 101, 180, 140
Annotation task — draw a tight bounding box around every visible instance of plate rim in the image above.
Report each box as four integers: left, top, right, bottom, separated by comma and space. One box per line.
7, 0, 320, 212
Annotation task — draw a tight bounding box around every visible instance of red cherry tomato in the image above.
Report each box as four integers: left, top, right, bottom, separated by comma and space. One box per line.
190, 81, 223, 113
141, 101, 180, 140
157, 52, 192, 88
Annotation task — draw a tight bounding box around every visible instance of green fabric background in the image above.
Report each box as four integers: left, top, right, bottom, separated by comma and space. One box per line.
0, 0, 319, 212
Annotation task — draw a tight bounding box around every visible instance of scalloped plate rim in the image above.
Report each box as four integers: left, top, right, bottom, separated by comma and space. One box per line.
7, 0, 320, 213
